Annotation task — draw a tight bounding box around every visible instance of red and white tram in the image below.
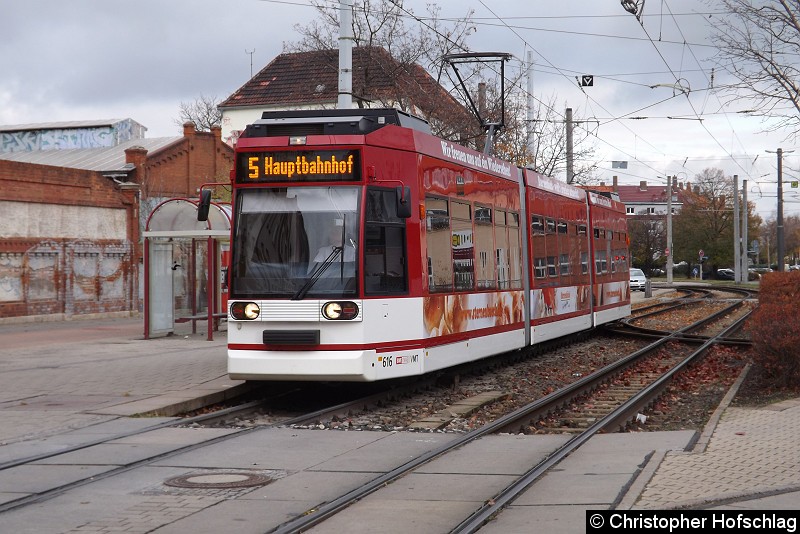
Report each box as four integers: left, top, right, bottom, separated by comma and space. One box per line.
217, 108, 630, 381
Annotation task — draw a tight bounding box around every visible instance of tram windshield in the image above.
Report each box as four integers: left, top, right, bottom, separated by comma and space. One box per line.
231, 187, 360, 299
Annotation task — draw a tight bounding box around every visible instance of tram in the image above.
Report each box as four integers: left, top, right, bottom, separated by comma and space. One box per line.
206, 108, 630, 381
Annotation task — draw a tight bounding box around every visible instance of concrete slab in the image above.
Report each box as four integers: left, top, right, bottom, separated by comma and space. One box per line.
0, 492, 31, 506
107, 426, 238, 446
479, 504, 604, 534
579, 430, 696, 453
552, 431, 695, 475
150, 498, 321, 534
240, 470, 376, 503
152, 428, 392, 471
360, 471, 517, 501
311, 431, 455, 472
512, 472, 633, 505
416, 434, 569, 475
0, 464, 113, 493
305, 499, 484, 534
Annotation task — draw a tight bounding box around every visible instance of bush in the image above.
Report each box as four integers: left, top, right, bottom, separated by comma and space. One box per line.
747, 271, 800, 387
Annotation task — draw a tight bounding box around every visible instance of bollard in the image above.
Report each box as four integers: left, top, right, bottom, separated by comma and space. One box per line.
644, 279, 652, 298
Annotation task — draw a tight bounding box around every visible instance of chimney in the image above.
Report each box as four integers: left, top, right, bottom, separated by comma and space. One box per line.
125, 146, 148, 168
613, 175, 618, 189
639, 180, 647, 190
183, 121, 196, 137
210, 125, 222, 140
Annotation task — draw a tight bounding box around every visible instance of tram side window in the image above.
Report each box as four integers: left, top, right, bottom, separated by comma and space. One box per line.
507, 212, 522, 289
474, 205, 496, 289
451, 201, 474, 291
531, 212, 547, 282
496, 210, 510, 288
531, 216, 544, 235
426, 197, 453, 292
534, 257, 547, 279
595, 249, 608, 274
560, 253, 570, 275
365, 188, 407, 295
547, 256, 557, 277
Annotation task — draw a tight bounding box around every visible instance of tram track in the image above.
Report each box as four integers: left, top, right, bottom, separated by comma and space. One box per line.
264, 292, 754, 534
0, 286, 756, 532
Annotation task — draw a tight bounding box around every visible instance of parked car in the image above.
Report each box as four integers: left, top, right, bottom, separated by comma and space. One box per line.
717, 268, 759, 281
717, 268, 735, 280
630, 268, 648, 291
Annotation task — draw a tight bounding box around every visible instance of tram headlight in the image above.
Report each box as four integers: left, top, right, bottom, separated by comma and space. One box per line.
231, 301, 260, 320
322, 301, 359, 320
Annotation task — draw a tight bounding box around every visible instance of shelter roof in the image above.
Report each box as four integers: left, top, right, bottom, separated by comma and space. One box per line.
144, 198, 231, 238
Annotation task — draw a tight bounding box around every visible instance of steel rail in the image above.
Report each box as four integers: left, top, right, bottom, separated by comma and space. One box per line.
449, 308, 753, 533
266, 294, 751, 534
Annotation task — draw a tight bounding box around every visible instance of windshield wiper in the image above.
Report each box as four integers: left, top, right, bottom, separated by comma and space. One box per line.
291, 246, 342, 300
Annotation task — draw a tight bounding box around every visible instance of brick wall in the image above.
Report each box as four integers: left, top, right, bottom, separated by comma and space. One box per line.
0, 123, 233, 323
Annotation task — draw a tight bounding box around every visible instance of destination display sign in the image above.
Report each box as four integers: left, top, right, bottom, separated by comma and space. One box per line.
236, 150, 360, 183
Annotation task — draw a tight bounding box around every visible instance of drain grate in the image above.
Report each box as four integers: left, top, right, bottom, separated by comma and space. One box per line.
164, 471, 273, 489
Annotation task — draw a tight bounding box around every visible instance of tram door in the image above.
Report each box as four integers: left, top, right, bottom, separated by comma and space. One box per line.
149, 241, 174, 335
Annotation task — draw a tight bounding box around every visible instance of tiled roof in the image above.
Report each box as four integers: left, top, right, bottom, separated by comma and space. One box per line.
219, 47, 467, 120
616, 184, 685, 204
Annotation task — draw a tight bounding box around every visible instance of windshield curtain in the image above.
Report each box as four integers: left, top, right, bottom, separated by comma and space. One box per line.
231, 186, 360, 299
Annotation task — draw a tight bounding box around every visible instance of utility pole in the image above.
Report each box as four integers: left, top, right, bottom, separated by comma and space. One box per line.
733, 175, 740, 284
741, 179, 748, 279
566, 108, 574, 184
666, 176, 674, 284
526, 51, 535, 161
337, 0, 354, 109
766, 148, 792, 271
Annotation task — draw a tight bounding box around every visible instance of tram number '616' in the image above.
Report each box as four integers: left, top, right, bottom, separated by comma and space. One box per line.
379, 354, 419, 367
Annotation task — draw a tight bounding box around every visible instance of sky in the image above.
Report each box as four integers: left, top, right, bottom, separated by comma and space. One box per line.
2, 0, 799, 218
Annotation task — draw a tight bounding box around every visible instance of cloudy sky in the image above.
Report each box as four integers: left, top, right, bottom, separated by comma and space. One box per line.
2, 0, 798, 217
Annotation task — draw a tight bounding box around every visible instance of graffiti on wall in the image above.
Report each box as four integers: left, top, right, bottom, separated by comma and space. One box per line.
0, 119, 145, 153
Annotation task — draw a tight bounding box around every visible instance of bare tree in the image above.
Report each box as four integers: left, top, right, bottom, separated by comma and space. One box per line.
708, 0, 800, 139
289, 1, 474, 85
491, 87, 598, 180
673, 167, 762, 271
289, 1, 597, 177
288, 1, 483, 145
175, 94, 223, 131
627, 215, 667, 274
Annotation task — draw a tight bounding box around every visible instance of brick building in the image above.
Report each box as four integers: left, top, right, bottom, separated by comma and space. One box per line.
0, 120, 233, 323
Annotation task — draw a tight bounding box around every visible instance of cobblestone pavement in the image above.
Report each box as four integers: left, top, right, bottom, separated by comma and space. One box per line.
635, 398, 800, 508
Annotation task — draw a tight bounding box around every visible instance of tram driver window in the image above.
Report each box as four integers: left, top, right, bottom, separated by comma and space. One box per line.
365, 188, 408, 295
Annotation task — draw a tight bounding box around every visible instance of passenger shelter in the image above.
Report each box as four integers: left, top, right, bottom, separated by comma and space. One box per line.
143, 198, 230, 340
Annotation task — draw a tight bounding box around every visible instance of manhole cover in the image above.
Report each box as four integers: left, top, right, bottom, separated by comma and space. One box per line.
164, 471, 273, 489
